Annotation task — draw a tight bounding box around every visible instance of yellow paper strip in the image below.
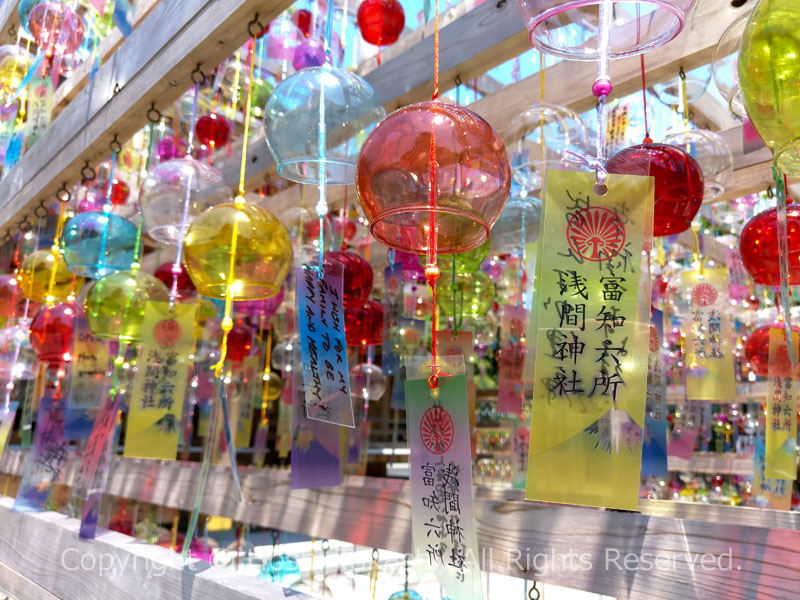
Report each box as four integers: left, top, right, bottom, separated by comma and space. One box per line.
124, 302, 196, 460
766, 327, 799, 481
526, 170, 653, 510
681, 269, 736, 401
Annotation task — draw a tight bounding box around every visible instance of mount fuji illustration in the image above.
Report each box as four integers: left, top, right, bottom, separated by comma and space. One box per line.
583, 407, 643, 454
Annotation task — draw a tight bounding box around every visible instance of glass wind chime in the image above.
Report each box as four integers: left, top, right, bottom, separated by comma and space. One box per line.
737, 0, 800, 365
181, 21, 292, 558
356, 0, 510, 392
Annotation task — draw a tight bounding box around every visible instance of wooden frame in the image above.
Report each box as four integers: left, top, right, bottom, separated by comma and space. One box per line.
0, 1, 795, 598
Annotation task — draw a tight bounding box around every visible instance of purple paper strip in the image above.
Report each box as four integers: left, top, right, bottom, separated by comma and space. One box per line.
668, 400, 701, 462
14, 395, 68, 513
642, 309, 668, 477
290, 351, 341, 489
0, 401, 19, 462
77, 398, 121, 539
497, 305, 528, 414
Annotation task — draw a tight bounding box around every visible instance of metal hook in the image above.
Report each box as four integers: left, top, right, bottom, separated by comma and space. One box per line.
767, 186, 775, 199
18, 218, 31, 233
371, 548, 379, 562
191, 64, 206, 85
247, 13, 265, 38
679, 66, 686, 80
56, 182, 71, 203
34, 200, 49, 220
147, 102, 162, 124
454, 74, 463, 87
109, 134, 122, 154
528, 581, 541, 600
80, 161, 96, 182
3, 230, 12, 244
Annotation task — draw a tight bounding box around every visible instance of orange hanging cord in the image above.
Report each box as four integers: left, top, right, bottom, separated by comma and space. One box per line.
426, 0, 441, 392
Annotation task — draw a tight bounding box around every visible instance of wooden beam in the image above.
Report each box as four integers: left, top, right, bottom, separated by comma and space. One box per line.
0, 497, 315, 600
52, 0, 163, 116
0, 2, 21, 46
360, 0, 528, 111
675, 229, 727, 263
718, 123, 773, 171
690, 93, 741, 132
668, 451, 752, 476
0, 0, 294, 230
471, 0, 750, 137
1, 450, 799, 599
716, 162, 775, 203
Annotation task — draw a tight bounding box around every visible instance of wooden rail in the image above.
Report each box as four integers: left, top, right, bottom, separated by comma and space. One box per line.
51, 0, 163, 116
1, 448, 798, 599
0, 497, 317, 600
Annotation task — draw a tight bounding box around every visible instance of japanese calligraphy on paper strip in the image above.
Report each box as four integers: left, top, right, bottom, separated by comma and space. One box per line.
526, 170, 653, 510
406, 355, 483, 600
24, 76, 53, 148
754, 416, 792, 510
510, 415, 529, 490
766, 327, 799, 481
66, 316, 110, 440
124, 301, 196, 460
681, 269, 736, 400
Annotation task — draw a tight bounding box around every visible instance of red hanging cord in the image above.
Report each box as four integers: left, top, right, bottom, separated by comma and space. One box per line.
640, 55, 651, 144
785, 174, 792, 204
431, 0, 439, 101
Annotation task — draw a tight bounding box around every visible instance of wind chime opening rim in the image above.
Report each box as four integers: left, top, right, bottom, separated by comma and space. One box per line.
524, 0, 689, 61
368, 204, 492, 256
773, 138, 800, 178
276, 157, 358, 187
